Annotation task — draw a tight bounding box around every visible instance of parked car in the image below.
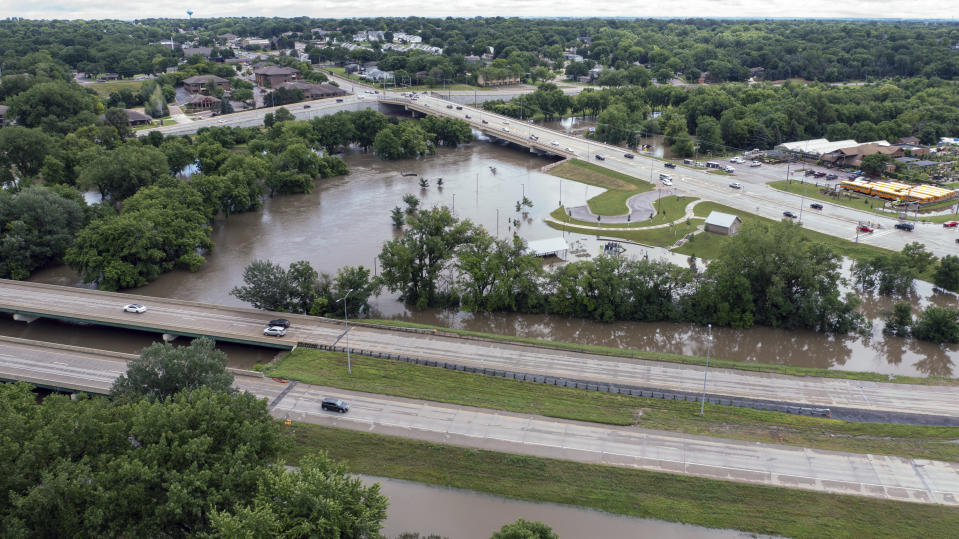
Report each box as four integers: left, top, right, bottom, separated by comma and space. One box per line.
944, 221, 959, 228
859, 225, 874, 233
268, 318, 291, 328
825, 173, 838, 180
664, 162, 677, 169
263, 326, 287, 337
729, 182, 743, 189
594, 154, 605, 161
730, 157, 744, 164
624, 153, 634, 159
810, 203, 823, 210
122, 304, 147, 314
782, 211, 797, 218
321, 398, 350, 413
804, 169, 816, 176
723, 165, 735, 173
895, 222, 915, 231
814, 171, 826, 178
750, 161, 762, 167
847, 174, 859, 180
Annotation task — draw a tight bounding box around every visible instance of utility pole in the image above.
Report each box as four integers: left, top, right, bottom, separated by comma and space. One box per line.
338, 289, 355, 374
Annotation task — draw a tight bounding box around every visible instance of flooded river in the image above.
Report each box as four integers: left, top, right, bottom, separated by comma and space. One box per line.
362, 475, 771, 539
24, 138, 958, 377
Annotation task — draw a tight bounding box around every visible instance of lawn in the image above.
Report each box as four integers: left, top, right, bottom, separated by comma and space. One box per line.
673, 201, 898, 262
547, 159, 653, 216
283, 424, 959, 539
266, 348, 959, 461
84, 79, 143, 98
546, 218, 702, 248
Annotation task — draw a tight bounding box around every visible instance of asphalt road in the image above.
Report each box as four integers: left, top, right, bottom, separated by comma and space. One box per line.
2, 279, 956, 421
2, 336, 956, 506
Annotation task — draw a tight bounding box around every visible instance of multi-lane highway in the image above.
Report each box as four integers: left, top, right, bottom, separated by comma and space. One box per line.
2, 336, 956, 506
2, 279, 956, 422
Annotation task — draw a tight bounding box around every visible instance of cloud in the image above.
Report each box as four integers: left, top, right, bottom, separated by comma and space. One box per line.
0, 0, 950, 20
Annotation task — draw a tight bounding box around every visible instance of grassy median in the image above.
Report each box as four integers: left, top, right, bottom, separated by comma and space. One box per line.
263, 349, 959, 461
281, 423, 959, 539
548, 159, 653, 216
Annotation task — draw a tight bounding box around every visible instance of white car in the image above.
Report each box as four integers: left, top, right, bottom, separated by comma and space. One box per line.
723, 166, 735, 173
730, 157, 744, 164
122, 304, 147, 314
550, 140, 559, 146
750, 161, 762, 167
564, 147, 574, 152
263, 326, 287, 337
661, 178, 673, 186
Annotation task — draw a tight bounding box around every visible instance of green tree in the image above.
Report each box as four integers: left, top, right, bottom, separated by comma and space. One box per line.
6, 80, 99, 133
102, 107, 133, 139
231, 259, 298, 312
695, 116, 724, 155
455, 232, 544, 312
110, 337, 235, 402
77, 143, 169, 201
860, 153, 892, 178
0, 185, 86, 279
910, 306, 959, 344
933, 255, 959, 292
332, 265, 381, 317
0, 126, 54, 180
490, 518, 559, 539
883, 301, 912, 337
208, 453, 388, 538
851, 253, 916, 296
391, 206, 405, 228
378, 205, 478, 308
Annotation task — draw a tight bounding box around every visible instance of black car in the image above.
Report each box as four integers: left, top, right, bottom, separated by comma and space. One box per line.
826, 173, 838, 180
268, 318, 291, 328
783, 211, 797, 218
594, 154, 605, 160
804, 169, 815, 176
664, 162, 677, 169
624, 153, 634, 159
446, 104, 453, 109
895, 222, 915, 231
810, 203, 823, 210
321, 398, 350, 413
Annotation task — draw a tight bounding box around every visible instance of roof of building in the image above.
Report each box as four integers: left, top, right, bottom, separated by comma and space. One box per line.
525, 237, 570, 257
776, 139, 859, 156
898, 136, 920, 145
98, 109, 153, 123
895, 157, 919, 163
704, 211, 742, 229
183, 47, 213, 57
254, 65, 300, 75
913, 160, 939, 167
834, 143, 900, 156
186, 95, 221, 104
183, 74, 228, 84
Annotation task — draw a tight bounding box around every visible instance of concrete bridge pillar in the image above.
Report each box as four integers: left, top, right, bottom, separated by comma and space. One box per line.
162, 333, 179, 343
13, 313, 39, 323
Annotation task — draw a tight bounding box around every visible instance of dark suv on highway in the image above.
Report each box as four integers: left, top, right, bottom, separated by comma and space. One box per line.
894, 222, 914, 231
322, 398, 350, 413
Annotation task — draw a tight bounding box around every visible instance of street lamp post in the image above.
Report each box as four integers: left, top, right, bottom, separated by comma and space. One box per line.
699, 324, 712, 416
338, 288, 355, 374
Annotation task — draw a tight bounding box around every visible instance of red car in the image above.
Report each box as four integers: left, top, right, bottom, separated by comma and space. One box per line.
943, 221, 959, 228
859, 225, 874, 233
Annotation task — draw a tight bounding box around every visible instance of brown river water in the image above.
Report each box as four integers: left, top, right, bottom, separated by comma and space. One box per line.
21, 135, 958, 378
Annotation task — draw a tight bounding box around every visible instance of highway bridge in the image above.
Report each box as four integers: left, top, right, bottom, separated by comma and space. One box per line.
2, 335, 957, 506
1, 279, 957, 424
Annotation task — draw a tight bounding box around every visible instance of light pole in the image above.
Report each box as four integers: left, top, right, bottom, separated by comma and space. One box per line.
338, 288, 355, 374
699, 324, 712, 417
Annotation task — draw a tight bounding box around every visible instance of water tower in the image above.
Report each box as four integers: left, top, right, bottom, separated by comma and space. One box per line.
186, 10, 194, 19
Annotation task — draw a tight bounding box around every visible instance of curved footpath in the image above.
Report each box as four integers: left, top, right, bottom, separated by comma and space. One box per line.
548, 199, 704, 233
1, 337, 956, 506
0, 279, 956, 424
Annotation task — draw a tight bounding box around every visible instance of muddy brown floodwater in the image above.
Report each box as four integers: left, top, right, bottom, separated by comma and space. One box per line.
26, 138, 958, 377
361, 474, 775, 539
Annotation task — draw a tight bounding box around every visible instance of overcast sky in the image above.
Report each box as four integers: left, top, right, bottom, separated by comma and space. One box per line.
2, 1, 955, 22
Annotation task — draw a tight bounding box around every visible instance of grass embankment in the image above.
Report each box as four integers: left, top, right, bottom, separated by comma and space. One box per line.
282, 424, 959, 538
673, 201, 898, 262
548, 195, 698, 228
361, 318, 956, 385
85, 79, 143, 98
266, 349, 959, 461
547, 159, 652, 216
547, 218, 702, 248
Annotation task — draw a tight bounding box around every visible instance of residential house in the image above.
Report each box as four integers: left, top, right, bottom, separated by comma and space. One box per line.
279, 81, 347, 99
897, 136, 920, 146
363, 68, 394, 82
182, 47, 213, 59
242, 38, 271, 48
704, 211, 742, 236
184, 95, 221, 112
217, 33, 238, 44
588, 65, 604, 81
345, 63, 360, 74
98, 109, 153, 126
182, 74, 231, 94
0, 105, 8, 127
100, 73, 120, 81
464, 55, 481, 64
393, 32, 422, 43
254, 66, 300, 87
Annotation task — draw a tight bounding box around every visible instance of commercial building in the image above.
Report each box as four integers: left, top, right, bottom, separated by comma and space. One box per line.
254, 66, 300, 87
182, 75, 231, 94
774, 138, 858, 158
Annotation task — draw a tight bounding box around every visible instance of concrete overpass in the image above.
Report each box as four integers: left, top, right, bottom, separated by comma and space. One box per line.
2, 336, 958, 506
2, 279, 958, 424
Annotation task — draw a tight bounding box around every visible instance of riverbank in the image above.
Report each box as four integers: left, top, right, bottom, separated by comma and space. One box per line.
282, 423, 959, 538
264, 349, 959, 461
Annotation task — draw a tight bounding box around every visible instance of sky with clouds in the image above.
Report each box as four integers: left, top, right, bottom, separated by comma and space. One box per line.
1, 1, 954, 21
